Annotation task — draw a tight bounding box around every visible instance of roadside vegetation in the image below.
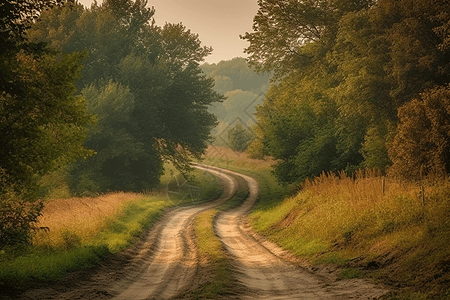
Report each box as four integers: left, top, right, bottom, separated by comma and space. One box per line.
0, 167, 220, 290
204, 146, 450, 299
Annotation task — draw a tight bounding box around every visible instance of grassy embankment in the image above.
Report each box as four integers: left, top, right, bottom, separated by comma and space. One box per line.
177, 173, 249, 299
203, 146, 450, 300
0, 166, 221, 289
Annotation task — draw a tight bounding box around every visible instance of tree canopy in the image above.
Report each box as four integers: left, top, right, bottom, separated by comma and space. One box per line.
1, 0, 93, 247
28, 0, 224, 194
243, 0, 450, 183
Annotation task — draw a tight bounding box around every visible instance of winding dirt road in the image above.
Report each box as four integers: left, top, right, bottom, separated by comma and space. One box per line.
204, 165, 388, 300
6, 164, 389, 300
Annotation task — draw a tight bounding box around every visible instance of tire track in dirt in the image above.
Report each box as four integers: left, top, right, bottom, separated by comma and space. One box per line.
7, 169, 237, 300
198, 164, 389, 300
111, 170, 237, 300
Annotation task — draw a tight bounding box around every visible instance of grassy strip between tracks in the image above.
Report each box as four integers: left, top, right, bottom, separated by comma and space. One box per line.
0, 168, 221, 290
176, 174, 249, 299
203, 146, 450, 300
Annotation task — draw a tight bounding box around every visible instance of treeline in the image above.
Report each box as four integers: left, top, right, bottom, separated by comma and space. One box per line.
243, 0, 450, 183
200, 57, 270, 151
0, 0, 222, 247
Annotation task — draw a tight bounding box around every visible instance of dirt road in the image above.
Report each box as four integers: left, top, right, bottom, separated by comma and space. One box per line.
203, 165, 389, 299
7, 165, 388, 299
110, 169, 236, 299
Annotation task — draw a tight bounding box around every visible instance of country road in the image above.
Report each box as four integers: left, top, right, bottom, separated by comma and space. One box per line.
7, 165, 388, 300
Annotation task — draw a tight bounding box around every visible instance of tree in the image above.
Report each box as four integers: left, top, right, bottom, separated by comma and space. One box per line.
69, 81, 158, 195
227, 121, 254, 152
241, 0, 375, 78
243, 0, 450, 183
29, 0, 224, 193
0, 0, 93, 247
389, 85, 450, 179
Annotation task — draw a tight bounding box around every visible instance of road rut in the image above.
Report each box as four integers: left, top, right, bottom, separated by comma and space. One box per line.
6, 164, 389, 300
200, 165, 388, 300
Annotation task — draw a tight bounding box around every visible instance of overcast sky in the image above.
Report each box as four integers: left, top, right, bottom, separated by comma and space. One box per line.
77, 0, 259, 64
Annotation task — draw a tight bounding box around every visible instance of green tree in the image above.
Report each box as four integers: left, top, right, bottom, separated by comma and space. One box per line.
243, 0, 450, 183
227, 121, 254, 152
0, 0, 93, 247
69, 81, 158, 194
241, 0, 375, 78
30, 0, 224, 193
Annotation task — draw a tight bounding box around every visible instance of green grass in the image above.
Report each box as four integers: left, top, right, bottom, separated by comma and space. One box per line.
0, 195, 169, 288
177, 174, 248, 299
339, 268, 364, 279
0, 167, 222, 290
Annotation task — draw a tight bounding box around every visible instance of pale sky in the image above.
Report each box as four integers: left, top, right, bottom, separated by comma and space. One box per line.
77, 0, 259, 64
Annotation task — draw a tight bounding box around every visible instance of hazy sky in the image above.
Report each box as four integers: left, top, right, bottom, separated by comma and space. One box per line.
77, 0, 259, 64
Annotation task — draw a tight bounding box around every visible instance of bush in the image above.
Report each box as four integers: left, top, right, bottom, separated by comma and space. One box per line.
0, 196, 43, 249
389, 85, 450, 179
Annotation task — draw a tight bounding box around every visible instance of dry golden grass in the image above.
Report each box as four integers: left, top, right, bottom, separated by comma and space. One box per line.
34, 192, 146, 249
203, 146, 450, 297
202, 145, 276, 171
297, 170, 428, 245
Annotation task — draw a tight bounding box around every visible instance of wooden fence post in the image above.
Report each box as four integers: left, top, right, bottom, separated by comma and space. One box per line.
421, 185, 425, 206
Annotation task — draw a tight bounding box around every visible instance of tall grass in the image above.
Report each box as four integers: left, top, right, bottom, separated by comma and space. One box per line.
203, 146, 450, 299
0, 167, 221, 289
33, 192, 146, 249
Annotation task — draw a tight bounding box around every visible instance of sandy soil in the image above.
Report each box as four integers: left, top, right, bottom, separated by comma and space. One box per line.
4, 165, 390, 300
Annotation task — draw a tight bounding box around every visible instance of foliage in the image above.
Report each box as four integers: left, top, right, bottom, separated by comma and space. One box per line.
29, 0, 224, 194
201, 57, 270, 94
243, 0, 450, 183
0, 195, 43, 248
0, 0, 93, 247
227, 121, 254, 152
389, 85, 450, 179
241, 0, 375, 79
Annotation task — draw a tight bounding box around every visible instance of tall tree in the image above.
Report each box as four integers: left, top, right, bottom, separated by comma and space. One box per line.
389, 85, 450, 179
29, 0, 224, 193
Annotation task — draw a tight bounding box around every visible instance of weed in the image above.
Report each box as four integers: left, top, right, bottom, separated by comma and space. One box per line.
339, 268, 363, 279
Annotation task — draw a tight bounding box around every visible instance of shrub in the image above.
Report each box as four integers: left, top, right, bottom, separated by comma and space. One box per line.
0, 196, 43, 249
389, 85, 450, 179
